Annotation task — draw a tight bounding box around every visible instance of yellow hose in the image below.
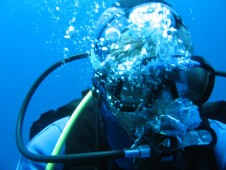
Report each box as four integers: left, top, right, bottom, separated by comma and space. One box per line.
45, 90, 93, 170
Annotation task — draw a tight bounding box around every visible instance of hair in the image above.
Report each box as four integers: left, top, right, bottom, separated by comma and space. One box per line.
92, 0, 193, 71
107, 0, 193, 64
108, 23, 193, 65
108, 29, 156, 64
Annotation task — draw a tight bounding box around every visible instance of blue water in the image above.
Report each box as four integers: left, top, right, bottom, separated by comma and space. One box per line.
0, 0, 225, 169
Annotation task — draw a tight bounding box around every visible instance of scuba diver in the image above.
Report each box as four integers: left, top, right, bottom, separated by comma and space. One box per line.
16, 0, 226, 169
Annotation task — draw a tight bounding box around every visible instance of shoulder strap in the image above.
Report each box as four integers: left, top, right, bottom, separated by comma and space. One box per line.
63, 97, 109, 170
29, 89, 90, 140
202, 100, 226, 124
29, 99, 81, 140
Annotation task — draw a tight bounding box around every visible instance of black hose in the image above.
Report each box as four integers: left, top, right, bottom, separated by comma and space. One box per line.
15, 53, 226, 163
215, 70, 226, 77
16, 53, 124, 163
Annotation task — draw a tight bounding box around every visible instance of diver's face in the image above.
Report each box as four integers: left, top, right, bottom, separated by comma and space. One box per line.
98, 24, 197, 138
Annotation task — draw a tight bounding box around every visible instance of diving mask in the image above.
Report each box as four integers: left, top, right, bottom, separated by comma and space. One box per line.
96, 55, 215, 137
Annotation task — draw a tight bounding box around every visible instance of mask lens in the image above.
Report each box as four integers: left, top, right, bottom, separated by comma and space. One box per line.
176, 65, 214, 104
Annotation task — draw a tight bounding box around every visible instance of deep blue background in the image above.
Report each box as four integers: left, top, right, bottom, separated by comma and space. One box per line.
0, 0, 225, 169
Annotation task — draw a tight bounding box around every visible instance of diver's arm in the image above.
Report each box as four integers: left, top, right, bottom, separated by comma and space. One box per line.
16, 116, 70, 170
209, 119, 226, 170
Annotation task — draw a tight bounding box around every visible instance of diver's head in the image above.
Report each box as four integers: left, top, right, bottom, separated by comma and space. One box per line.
91, 0, 215, 139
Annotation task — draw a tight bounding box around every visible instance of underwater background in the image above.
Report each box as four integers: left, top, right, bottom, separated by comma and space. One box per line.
0, 0, 225, 169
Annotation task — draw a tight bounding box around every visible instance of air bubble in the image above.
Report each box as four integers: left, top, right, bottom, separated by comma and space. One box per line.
124, 44, 131, 51
105, 27, 121, 42
102, 47, 108, 51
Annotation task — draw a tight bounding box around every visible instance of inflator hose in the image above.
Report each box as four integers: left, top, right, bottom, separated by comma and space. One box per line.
16, 54, 124, 163
46, 90, 93, 170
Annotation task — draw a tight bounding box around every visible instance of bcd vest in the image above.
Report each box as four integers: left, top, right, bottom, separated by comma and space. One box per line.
30, 90, 225, 170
